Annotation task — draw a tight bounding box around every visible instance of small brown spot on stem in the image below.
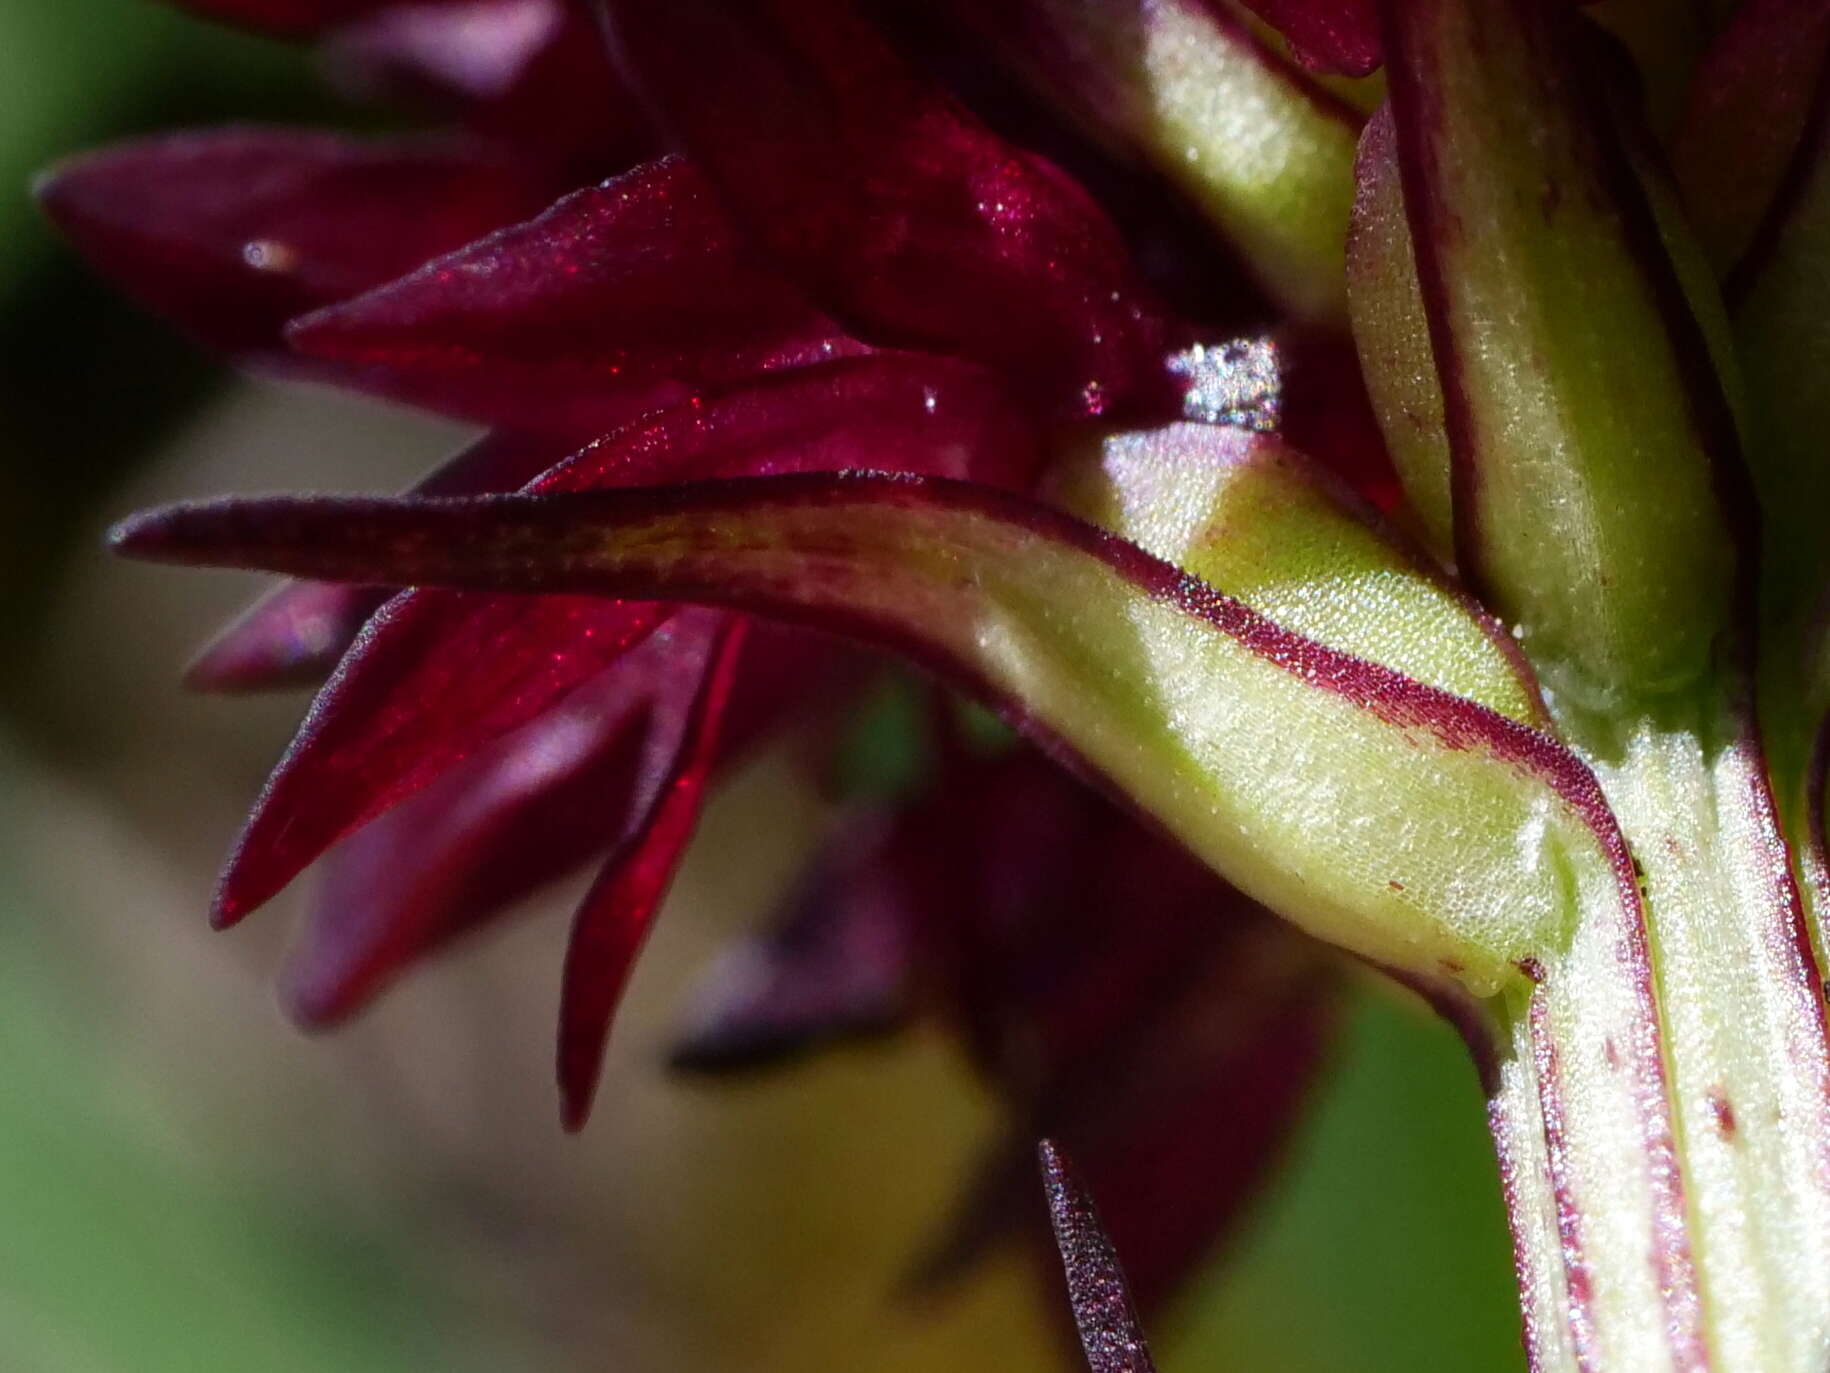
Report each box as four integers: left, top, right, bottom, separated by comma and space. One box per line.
1709, 1089, 1738, 1139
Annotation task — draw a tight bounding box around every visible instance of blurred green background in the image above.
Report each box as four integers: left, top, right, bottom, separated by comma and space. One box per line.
0, 3, 1525, 1369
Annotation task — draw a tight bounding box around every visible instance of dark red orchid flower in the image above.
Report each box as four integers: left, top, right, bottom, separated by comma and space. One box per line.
48, 0, 1373, 1334
55, 0, 1830, 1365
669, 737, 1336, 1315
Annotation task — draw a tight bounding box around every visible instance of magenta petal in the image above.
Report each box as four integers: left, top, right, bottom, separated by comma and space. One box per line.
201, 360, 1025, 927
1274, 331, 1404, 512
326, 0, 565, 108
187, 429, 574, 692
326, 0, 647, 182
281, 614, 730, 1026
527, 355, 1041, 493
891, 746, 1335, 1310
283, 663, 649, 1025
1226, 0, 1381, 77
603, 0, 1179, 419
1020, 976, 1333, 1314
1674, 0, 1830, 281
1038, 1140, 1158, 1373
557, 615, 746, 1130
37, 129, 548, 356
186, 582, 391, 693
286, 156, 875, 433
211, 593, 666, 927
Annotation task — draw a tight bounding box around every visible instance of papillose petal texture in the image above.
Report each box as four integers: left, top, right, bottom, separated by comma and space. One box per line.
36, 129, 549, 358
602, 0, 1181, 419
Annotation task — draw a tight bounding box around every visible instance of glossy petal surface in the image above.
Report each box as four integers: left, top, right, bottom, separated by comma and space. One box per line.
326, 0, 646, 180
603, 0, 1178, 418
37, 129, 546, 355
942, 0, 1361, 321
288, 157, 871, 433
285, 647, 657, 1024
1230, 0, 1380, 77
557, 615, 745, 1128
197, 360, 1032, 925
187, 429, 574, 691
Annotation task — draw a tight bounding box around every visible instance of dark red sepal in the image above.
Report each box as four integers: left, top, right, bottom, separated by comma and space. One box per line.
325, 0, 649, 184
557, 614, 747, 1130
1673, 0, 1830, 279
220, 592, 667, 928
1226, 0, 1381, 77
36, 129, 548, 357
1272, 331, 1403, 512
282, 649, 657, 1024
602, 0, 1180, 420
675, 741, 1335, 1309
187, 582, 391, 693
187, 428, 575, 692
204, 359, 1028, 929
286, 156, 874, 434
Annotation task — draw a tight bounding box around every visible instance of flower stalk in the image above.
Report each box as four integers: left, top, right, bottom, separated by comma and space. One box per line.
1490, 701, 1830, 1370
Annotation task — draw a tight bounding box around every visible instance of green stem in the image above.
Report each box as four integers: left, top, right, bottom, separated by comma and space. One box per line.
1491, 706, 1830, 1370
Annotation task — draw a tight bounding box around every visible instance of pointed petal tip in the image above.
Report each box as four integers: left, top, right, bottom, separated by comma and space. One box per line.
29, 163, 68, 212
209, 883, 256, 932
279, 303, 340, 353
31, 152, 112, 228
181, 653, 255, 695
557, 1079, 595, 1134
1038, 1137, 1157, 1373
274, 975, 349, 1034
107, 508, 160, 556
274, 938, 368, 1030
1038, 1135, 1068, 1181
110, 503, 227, 563
182, 640, 326, 694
